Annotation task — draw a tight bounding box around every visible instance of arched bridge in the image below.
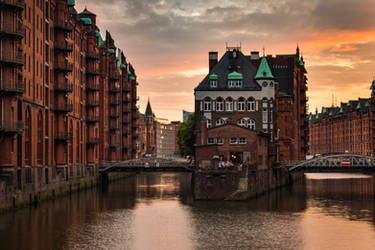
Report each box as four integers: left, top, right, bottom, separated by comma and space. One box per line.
286, 154, 375, 173
99, 158, 193, 173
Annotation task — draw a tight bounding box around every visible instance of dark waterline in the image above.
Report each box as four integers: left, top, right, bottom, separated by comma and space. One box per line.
0, 173, 374, 250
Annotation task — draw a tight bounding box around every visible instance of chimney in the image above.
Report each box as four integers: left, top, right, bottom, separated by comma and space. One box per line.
250, 51, 259, 60
209, 52, 218, 71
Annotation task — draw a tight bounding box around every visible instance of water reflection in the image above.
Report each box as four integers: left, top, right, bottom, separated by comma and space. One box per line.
0, 173, 373, 250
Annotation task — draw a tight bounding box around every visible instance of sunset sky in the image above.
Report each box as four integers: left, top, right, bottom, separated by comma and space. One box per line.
76, 0, 375, 121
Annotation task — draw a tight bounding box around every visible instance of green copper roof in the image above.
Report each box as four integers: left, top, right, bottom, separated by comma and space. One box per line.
108, 49, 115, 55
356, 102, 361, 109
136, 82, 139, 86
346, 102, 351, 107
80, 18, 91, 25
120, 63, 126, 70
227, 71, 243, 80
255, 56, 274, 79
127, 70, 131, 75
116, 57, 120, 61
365, 101, 370, 107
95, 30, 100, 37
130, 76, 135, 81
315, 114, 319, 119
329, 110, 333, 116
96, 31, 104, 47
209, 73, 218, 80
322, 107, 327, 113
339, 107, 344, 114
67, 0, 75, 6
370, 81, 375, 90
309, 115, 312, 121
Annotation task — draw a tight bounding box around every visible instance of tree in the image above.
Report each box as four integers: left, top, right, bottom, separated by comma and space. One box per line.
177, 113, 195, 157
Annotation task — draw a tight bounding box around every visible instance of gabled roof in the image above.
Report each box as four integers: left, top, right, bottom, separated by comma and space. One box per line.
255, 56, 274, 79
80, 8, 96, 16
195, 50, 260, 91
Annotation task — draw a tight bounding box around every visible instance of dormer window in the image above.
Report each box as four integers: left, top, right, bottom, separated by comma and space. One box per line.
209, 73, 218, 88
227, 71, 243, 88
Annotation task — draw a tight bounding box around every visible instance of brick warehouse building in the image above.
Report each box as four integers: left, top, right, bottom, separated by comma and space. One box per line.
194, 46, 307, 168
309, 80, 375, 156
0, 0, 138, 196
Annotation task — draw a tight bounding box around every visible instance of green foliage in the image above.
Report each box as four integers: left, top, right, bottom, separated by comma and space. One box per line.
177, 113, 195, 157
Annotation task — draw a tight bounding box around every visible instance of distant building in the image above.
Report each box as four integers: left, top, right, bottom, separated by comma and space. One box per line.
183, 110, 193, 122
137, 100, 179, 158
309, 81, 375, 156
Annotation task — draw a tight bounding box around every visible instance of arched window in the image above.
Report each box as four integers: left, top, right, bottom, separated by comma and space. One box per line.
262, 97, 268, 108
238, 97, 245, 112
237, 118, 246, 127
37, 111, 43, 165
25, 107, 32, 166
216, 118, 226, 126
203, 97, 211, 111
247, 97, 255, 112
248, 119, 256, 130
225, 97, 233, 112
216, 97, 224, 111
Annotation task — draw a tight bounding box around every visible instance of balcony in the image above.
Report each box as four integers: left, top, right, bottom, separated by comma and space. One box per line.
86, 67, 100, 76
54, 42, 73, 52
0, 120, 24, 134
109, 99, 120, 106
109, 72, 120, 81
86, 83, 100, 91
109, 85, 120, 93
109, 124, 119, 131
122, 97, 130, 103
54, 102, 73, 113
0, 22, 25, 38
109, 142, 120, 148
87, 137, 100, 145
54, 81, 73, 92
54, 61, 73, 72
0, 51, 24, 66
86, 52, 100, 60
86, 116, 99, 123
0, 80, 24, 94
109, 112, 120, 118
55, 132, 73, 141
86, 99, 99, 107
54, 21, 73, 32
122, 86, 131, 92
122, 119, 130, 124
0, 0, 25, 10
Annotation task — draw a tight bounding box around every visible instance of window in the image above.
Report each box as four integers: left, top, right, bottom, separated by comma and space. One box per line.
210, 80, 218, 88
263, 109, 268, 123
248, 119, 256, 130
230, 137, 238, 144
216, 118, 226, 126
238, 119, 246, 127
238, 98, 245, 111
228, 80, 242, 88
239, 138, 246, 144
216, 97, 224, 111
217, 138, 223, 144
226, 98, 233, 112
207, 138, 214, 144
206, 119, 212, 128
204, 98, 211, 111
247, 98, 255, 111
262, 98, 268, 108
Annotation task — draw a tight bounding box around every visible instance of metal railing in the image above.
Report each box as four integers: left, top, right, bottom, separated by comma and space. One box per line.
55, 131, 73, 141
54, 42, 73, 51
54, 61, 73, 71
86, 52, 100, 60
0, 51, 25, 65
0, 22, 25, 37
86, 99, 100, 107
54, 102, 73, 112
109, 72, 120, 80
87, 137, 100, 144
0, 0, 25, 9
0, 79, 24, 93
86, 67, 100, 75
54, 81, 73, 92
0, 120, 24, 133
54, 21, 73, 31
86, 116, 99, 123
86, 83, 100, 91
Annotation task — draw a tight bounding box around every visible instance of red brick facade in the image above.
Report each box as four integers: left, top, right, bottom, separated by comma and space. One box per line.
0, 1, 138, 186
309, 89, 375, 156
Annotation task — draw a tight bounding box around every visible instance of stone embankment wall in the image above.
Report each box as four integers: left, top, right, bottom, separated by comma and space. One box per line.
193, 167, 304, 200
0, 166, 134, 212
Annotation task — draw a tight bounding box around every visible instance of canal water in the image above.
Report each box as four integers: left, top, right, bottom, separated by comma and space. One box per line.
0, 173, 374, 250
